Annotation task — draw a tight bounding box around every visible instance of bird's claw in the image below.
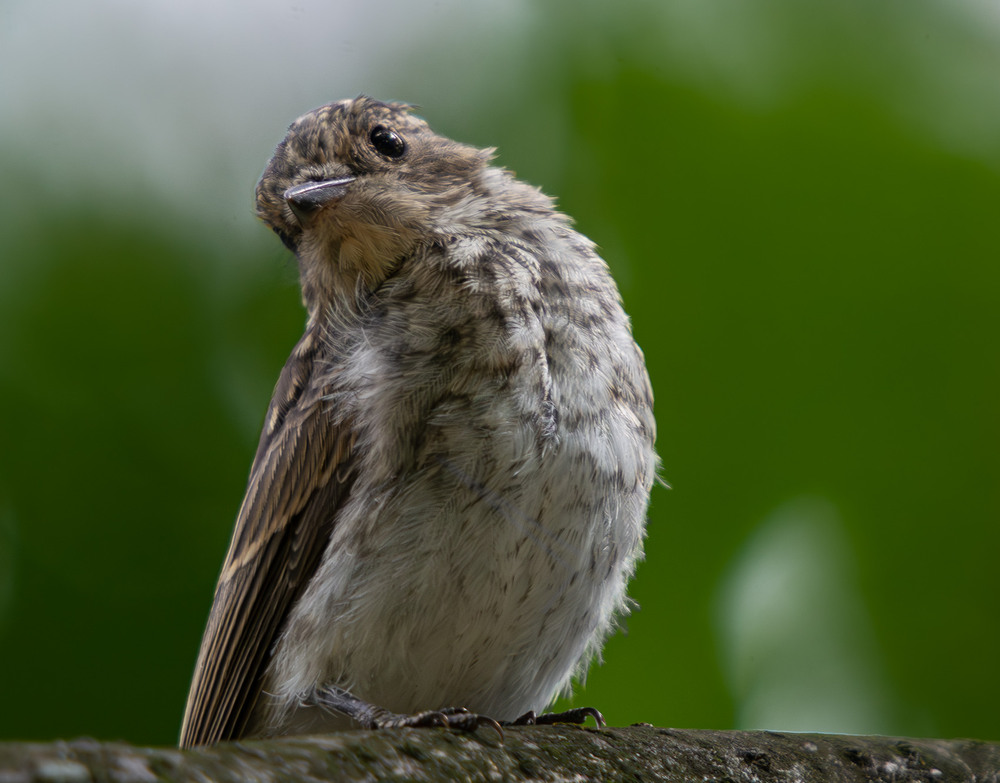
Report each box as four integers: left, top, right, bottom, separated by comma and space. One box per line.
509, 707, 605, 728
375, 707, 503, 739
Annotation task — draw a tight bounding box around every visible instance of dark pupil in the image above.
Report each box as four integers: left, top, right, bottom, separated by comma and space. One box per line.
370, 126, 405, 158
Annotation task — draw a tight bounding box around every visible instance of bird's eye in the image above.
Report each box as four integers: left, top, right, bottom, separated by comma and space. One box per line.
370, 126, 406, 159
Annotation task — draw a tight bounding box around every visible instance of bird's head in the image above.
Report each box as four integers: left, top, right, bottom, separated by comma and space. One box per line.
256, 97, 492, 313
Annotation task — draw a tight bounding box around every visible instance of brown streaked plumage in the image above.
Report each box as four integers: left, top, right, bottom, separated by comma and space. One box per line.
181, 330, 357, 746
180, 97, 657, 748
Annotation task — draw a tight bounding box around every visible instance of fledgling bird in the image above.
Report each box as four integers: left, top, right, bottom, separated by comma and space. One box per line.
179, 96, 657, 747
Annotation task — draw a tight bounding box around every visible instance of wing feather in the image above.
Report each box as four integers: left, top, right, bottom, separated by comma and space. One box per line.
179, 330, 356, 747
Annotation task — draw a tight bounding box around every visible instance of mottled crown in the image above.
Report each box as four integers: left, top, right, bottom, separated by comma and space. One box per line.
255, 97, 491, 251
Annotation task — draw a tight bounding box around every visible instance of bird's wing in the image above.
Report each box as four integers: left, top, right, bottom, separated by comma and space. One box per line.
179, 329, 356, 747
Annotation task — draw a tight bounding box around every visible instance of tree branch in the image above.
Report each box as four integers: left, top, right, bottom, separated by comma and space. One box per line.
2, 726, 997, 782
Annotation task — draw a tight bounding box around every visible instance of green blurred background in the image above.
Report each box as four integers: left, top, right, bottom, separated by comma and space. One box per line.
1, 0, 998, 745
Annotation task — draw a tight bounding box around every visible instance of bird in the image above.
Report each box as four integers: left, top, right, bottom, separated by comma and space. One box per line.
179, 96, 657, 748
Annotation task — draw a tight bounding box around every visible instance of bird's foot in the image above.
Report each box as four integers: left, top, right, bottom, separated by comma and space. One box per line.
313, 687, 504, 739
508, 707, 605, 728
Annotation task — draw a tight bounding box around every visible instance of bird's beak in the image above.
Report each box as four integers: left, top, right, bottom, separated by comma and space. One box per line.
284, 177, 356, 224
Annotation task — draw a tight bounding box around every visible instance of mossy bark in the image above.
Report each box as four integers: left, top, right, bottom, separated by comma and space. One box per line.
2, 726, 997, 782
